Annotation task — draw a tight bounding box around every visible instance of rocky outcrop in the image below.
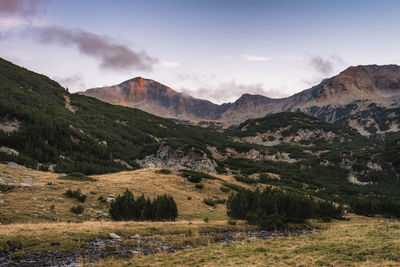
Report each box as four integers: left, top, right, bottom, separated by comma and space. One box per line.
0, 146, 19, 156
136, 143, 217, 174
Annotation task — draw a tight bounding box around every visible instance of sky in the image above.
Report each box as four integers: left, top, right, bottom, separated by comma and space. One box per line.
1, 0, 400, 104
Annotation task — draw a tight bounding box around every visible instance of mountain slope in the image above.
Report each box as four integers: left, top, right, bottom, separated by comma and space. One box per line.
80, 65, 400, 136
0, 58, 257, 174
80, 77, 231, 121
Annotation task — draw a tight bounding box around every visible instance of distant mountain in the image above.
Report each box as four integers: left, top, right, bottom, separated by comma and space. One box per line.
80, 77, 230, 121
80, 65, 400, 136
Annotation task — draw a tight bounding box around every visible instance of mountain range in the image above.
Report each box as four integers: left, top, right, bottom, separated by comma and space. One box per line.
80, 65, 400, 136
1, 57, 399, 202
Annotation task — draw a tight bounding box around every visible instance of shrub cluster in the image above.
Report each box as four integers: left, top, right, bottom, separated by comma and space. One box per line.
233, 175, 257, 184
65, 188, 87, 202
179, 169, 218, 183
70, 204, 84, 214
350, 197, 400, 218
155, 169, 172, 175
222, 181, 245, 192
110, 189, 178, 221
227, 188, 344, 229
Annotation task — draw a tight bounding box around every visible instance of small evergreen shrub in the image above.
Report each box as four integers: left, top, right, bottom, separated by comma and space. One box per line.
179, 169, 219, 183
70, 204, 84, 214
0, 184, 15, 192
65, 188, 87, 202
220, 186, 231, 193
222, 182, 245, 192
195, 183, 204, 189
98, 196, 107, 203
203, 198, 216, 207
155, 169, 172, 175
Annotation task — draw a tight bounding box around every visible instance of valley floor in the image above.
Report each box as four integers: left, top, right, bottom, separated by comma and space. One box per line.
0, 216, 398, 266
99, 216, 400, 267
1, 164, 399, 266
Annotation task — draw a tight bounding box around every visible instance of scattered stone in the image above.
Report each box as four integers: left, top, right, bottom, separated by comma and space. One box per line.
59, 173, 67, 177
48, 164, 56, 172
0, 193, 5, 197
31, 214, 39, 217
58, 198, 64, 202
207, 207, 213, 211
23, 176, 36, 183
109, 233, 121, 239
19, 182, 31, 187
106, 197, 115, 203
0, 178, 4, 184
131, 234, 140, 239
0, 200, 4, 204
7, 162, 25, 169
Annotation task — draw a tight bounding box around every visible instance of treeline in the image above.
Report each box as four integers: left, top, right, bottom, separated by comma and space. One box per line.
350, 197, 400, 218
227, 188, 344, 229
110, 189, 178, 221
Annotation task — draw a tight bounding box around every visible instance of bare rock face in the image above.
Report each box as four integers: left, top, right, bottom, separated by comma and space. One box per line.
136, 143, 217, 174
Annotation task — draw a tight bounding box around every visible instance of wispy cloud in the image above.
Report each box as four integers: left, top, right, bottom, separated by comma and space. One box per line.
180, 79, 285, 104
241, 54, 270, 62
154, 60, 180, 67
0, 0, 49, 16
54, 73, 86, 91
27, 26, 157, 71
0, 0, 48, 29
308, 53, 344, 76
303, 52, 346, 86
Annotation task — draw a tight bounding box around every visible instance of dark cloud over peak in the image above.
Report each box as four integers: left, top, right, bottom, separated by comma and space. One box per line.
28, 26, 157, 71
0, 0, 49, 17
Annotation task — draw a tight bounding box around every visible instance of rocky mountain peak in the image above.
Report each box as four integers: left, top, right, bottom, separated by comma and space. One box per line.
120, 77, 177, 96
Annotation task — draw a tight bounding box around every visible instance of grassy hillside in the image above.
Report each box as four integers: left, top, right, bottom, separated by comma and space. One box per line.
0, 164, 253, 224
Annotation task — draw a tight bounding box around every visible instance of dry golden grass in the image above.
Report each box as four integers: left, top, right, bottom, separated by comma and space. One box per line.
100, 216, 400, 267
0, 219, 254, 254
0, 164, 253, 223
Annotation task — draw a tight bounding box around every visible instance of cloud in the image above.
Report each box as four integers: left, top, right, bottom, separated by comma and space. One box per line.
0, 0, 48, 29
309, 56, 333, 76
180, 79, 285, 104
241, 54, 270, 62
154, 60, 180, 67
27, 26, 157, 71
308, 53, 344, 76
54, 74, 86, 91
0, 0, 48, 16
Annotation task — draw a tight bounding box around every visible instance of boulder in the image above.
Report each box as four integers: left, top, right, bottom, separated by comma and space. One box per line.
0, 178, 4, 184
0, 200, 4, 204
7, 162, 25, 169
109, 233, 121, 239
106, 197, 115, 203
48, 164, 56, 172
19, 183, 31, 187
